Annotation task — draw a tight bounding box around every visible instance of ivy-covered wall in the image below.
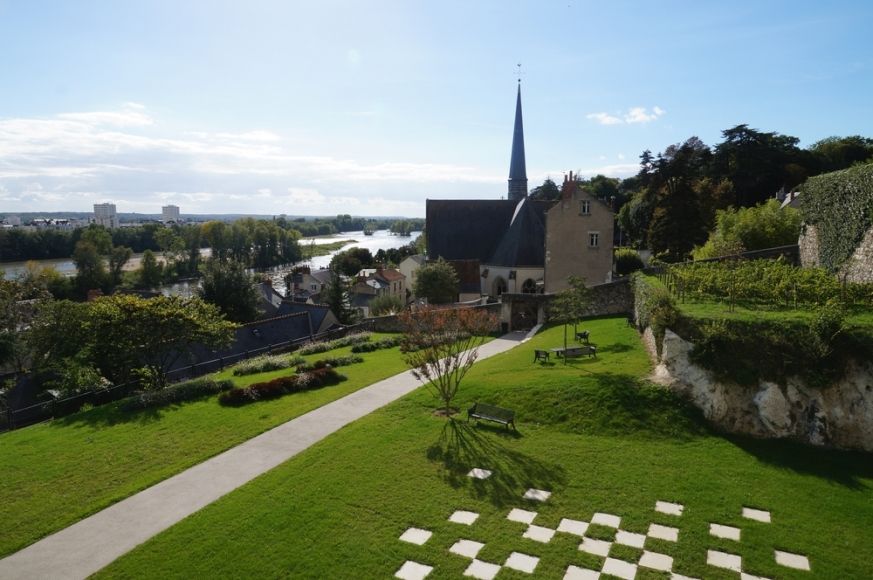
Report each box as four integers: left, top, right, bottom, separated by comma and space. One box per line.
800, 162, 873, 272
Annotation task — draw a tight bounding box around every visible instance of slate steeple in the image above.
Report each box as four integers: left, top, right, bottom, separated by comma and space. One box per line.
507, 81, 528, 201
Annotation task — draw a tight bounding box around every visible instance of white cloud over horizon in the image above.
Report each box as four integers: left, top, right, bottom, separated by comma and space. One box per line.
586, 106, 666, 126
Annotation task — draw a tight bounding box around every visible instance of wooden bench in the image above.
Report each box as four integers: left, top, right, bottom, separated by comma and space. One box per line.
556, 345, 596, 359
468, 402, 516, 430
575, 330, 590, 344
533, 349, 550, 363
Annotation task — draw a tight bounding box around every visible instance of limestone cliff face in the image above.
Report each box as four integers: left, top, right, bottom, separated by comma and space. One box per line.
644, 328, 873, 452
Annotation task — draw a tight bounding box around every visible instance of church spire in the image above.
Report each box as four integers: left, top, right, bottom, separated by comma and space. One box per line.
507, 80, 528, 201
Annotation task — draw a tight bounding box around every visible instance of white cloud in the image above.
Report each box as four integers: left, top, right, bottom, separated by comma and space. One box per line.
586, 106, 666, 126
347, 48, 362, 65
617, 153, 626, 160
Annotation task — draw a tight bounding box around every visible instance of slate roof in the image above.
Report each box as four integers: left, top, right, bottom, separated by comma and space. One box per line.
255, 282, 284, 318
486, 197, 549, 267
275, 301, 338, 334
310, 269, 333, 285
426, 199, 518, 262
375, 268, 405, 282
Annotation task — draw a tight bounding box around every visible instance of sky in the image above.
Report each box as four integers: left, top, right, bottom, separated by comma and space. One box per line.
1, 0, 872, 217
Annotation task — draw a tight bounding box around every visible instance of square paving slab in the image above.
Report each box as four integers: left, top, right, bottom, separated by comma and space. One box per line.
399, 527, 432, 545
639, 550, 673, 572
557, 518, 589, 536
591, 512, 621, 528
654, 500, 684, 516
467, 468, 492, 480
450, 539, 485, 559
395, 560, 433, 580
564, 565, 601, 580
671, 574, 701, 580
709, 523, 741, 541
615, 530, 646, 548
579, 537, 612, 557
522, 525, 555, 543
602, 557, 637, 580
504, 552, 539, 574
449, 510, 480, 525
774, 550, 810, 571
740, 573, 772, 580
523, 488, 551, 502
507, 508, 538, 524
464, 559, 501, 580
646, 523, 678, 542
742, 507, 771, 523
707, 549, 742, 572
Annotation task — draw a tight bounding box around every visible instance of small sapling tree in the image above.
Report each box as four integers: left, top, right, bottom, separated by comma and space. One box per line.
548, 276, 591, 362
400, 306, 497, 416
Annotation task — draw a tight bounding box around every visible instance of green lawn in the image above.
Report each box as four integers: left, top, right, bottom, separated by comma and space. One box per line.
97, 317, 873, 579
0, 333, 405, 557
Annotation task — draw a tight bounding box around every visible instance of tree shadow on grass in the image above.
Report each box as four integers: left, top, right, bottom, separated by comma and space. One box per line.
426, 419, 567, 507
51, 402, 169, 429
726, 434, 873, 490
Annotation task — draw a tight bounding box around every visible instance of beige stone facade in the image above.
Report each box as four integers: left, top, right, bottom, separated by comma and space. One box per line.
544, 184, 614, 292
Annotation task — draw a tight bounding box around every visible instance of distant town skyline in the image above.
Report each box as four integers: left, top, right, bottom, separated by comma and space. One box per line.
1, 0, 871, 216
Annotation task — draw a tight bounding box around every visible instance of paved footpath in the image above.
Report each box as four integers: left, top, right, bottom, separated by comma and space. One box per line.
0, 328, 536, 580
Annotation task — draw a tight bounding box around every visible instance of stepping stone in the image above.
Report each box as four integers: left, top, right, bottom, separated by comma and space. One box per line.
523, 488, 551, 502
564, 565, 601, 580
602, 557, 637, 580
709, 523, 741, 541
449, 510, 479, 525
399, 527, 432, 545
579, 537, 612, 557
504, 552, 539, 574
395, 560, 433, 580
507, 508, 538, 524
647, 523, 679, 542
655, 501, 684, 516
741, 573, 773, 580
615, 530, 646, 548
450, 539, 485, 559
774, 550, 810, 571
464, 559, 501, 580
742, 507, 771, 523
707, 549, 742, 572
522, 524, 555, 543
468, 468, 492, 480
591, 512, 621, 528
639, 550, 673, 572
557, 518, 589, 536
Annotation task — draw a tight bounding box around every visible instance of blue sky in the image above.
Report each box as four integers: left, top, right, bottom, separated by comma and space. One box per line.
1, 0, 871, 216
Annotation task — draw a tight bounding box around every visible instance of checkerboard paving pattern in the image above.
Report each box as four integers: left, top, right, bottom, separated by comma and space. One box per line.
467, 468, 492, 480
394, 489, 812, 578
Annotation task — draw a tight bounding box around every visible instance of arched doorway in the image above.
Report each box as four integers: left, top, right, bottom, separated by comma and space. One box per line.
493, 277, 507, 297
521, 278, 537, 294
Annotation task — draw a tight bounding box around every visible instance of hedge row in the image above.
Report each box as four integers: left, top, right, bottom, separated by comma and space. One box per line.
120, 378, 235, 412
297, 355, 363, 372
350, 337, 400, 353
232, 354, 306, 376
218, 367, 346, 406
298, 332, 372, 355
801, 162, 873, 272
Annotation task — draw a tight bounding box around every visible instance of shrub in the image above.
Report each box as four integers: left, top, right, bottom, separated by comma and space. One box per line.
350, 337, 400, 353
232, 354, 305, 376
297, 332, 371, 355
631, 273, 679, 358
120, 378, 234, 412
218, 367, 346, 406
297, 355, 363, 372
614, 248, 644, 276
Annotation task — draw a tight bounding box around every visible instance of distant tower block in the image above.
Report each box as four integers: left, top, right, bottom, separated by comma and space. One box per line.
507, 79, 528, 201
162, 204, 180, 223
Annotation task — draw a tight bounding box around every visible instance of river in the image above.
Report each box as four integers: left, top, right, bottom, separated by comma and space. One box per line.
0, 230, 420, 297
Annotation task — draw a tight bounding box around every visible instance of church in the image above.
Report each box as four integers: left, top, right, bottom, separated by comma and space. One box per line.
426, 82, 614, 300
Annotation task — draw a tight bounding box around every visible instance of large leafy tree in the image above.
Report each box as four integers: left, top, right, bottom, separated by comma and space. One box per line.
330, 247, 375, 277
692, 199, 802, 259
197, 259, 260, 323
414, 259, 459, 304
529, 178, 561, 201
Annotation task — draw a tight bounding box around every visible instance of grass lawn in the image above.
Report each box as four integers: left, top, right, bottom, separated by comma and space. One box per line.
0, 333, 406, 557
97, 317, 873, 579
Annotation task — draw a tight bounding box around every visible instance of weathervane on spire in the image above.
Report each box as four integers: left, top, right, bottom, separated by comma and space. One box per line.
516, 63, 523, 84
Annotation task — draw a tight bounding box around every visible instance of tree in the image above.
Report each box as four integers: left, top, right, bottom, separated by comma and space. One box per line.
414, 259, 459, 304
399, 306, 497, 415
548, 276, 591, 362
108, 245, 133, 286
72, 240, 107, 295
529, 178, 561, 201
369, 294, 404, 316
330, 247, 374, 277
324, 269, 357, 325
692, 199, 802, 260
809, 136, 873, 173
139, 250, 164, 288
0, 277, 51, 370
197, 259, 260, 323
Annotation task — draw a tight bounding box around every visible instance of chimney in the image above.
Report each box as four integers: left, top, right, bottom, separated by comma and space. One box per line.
561, 170, 576, 201
263, 278, 272, 287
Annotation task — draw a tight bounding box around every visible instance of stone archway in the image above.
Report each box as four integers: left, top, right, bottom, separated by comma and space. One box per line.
521, 278, 537, 294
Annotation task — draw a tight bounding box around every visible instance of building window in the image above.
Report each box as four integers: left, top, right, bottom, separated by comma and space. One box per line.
521, 279, 537, 294
310, 284, 318, 291
580, 200, 591, 215
588, 232, 600, 248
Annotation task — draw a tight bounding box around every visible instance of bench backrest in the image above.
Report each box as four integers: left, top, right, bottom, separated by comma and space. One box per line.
472, 403, 514, 421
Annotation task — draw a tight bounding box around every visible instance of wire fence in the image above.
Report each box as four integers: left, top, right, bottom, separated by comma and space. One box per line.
1, 320, 376, 433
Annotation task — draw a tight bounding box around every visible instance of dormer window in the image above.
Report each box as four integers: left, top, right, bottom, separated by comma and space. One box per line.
580, 200, 591, 215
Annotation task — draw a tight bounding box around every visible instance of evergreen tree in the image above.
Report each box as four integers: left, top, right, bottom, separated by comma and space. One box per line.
324, 269, 357, 325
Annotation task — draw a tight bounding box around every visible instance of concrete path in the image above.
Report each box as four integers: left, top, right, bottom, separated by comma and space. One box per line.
0, 330, 534, 580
